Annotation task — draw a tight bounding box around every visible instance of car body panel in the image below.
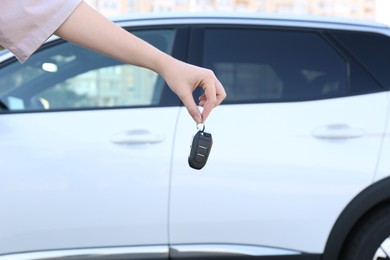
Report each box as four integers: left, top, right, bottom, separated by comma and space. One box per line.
170, 92, 387, 253
375, 92, 390, 182
0, 108, 178, 254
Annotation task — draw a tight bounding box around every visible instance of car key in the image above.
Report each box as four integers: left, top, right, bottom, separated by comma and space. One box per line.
188, 124, 213, 170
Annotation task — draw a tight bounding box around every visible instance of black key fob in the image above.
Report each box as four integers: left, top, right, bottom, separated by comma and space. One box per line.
188, 125, 213, 170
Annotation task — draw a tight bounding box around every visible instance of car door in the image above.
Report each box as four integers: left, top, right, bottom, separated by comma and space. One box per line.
169, 26, 388, 257
0, 28, 181, 258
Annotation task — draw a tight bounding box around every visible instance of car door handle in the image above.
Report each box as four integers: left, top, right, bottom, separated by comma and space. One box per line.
311, 124, 365, 139
110, 129, 165, 145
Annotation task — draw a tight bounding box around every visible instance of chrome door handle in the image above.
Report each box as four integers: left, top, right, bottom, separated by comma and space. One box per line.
311, 124, 365, 139
110, 129, 165, 145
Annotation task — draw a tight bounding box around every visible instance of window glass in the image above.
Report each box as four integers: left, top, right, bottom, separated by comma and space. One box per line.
0, 29, 175, 111
37, 64, 159, 109
202, 28, 347, 103
330, 30, 390, 89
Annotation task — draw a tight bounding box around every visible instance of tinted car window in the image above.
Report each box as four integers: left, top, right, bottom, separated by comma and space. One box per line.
330, 30, 390, 89
0, 29, 175, 111
202, 28, 347, 103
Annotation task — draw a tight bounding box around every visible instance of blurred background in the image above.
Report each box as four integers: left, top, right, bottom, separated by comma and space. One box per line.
85, 0, 390, 26
0, 0, 388, 52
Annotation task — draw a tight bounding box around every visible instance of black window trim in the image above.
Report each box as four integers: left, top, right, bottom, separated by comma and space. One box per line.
326, 29, 389, 91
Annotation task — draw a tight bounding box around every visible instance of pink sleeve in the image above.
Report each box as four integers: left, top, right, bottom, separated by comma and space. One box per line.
0, 0, 82, 63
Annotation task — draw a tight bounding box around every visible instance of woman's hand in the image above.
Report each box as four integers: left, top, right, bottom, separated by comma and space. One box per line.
160, 58, 226, 123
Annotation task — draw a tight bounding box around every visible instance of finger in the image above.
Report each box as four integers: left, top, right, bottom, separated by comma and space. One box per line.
180, 93, 202, 124
215, 78, 227, 105
198, 94, 206, 102
200, 79, 217, 122
198, 94, 206, 107
201, 99, 215, 122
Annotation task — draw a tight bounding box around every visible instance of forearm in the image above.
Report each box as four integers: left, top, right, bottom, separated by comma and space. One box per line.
54, 1, 171, 75
55, 1, 226, 123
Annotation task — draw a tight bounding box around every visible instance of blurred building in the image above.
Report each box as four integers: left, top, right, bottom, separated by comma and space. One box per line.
86, 0, 376, 20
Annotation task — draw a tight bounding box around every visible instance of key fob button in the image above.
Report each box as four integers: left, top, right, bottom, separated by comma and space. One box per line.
198, 139, 210, 149
195, 153, 206, 163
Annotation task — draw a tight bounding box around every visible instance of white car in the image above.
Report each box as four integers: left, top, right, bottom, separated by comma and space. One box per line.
1, 13, 390, 260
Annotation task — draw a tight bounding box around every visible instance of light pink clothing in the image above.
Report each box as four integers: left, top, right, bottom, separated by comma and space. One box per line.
0, 0, 82, 63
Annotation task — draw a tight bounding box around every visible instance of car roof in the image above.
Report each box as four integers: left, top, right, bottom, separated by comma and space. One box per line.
1, 12, 389, 62
113, 12, 389, 32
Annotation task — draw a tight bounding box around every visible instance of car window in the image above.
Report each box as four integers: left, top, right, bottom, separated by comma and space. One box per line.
202, 28, 347, 103
0, 29, 175, 111
330, 30, 390, 89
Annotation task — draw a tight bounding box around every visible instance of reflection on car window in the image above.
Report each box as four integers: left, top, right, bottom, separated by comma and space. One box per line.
37, 64, 159, 109
203, 28, 347, 103
0, 29, 175, 111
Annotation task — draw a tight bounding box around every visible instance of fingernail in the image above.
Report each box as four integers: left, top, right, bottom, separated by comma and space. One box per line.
194, 116, 201, 123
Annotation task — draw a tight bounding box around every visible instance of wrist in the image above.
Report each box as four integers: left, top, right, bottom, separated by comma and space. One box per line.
153, 52, 176, 79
